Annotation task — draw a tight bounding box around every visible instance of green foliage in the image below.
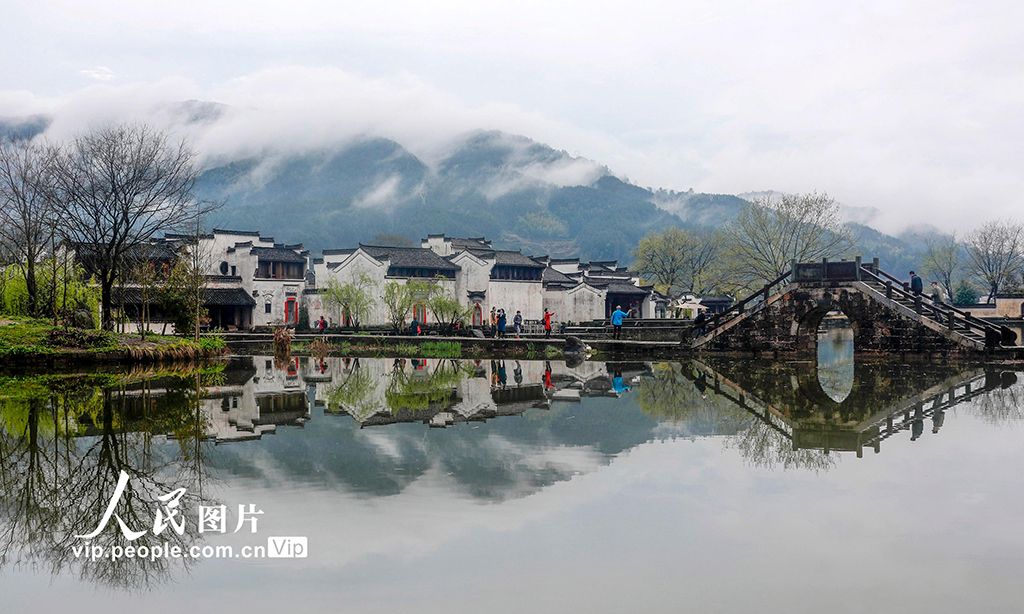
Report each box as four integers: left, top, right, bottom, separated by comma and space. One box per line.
419, 341, 462, 358
322, 273, 376, 327
516, 211, 567, 238
634, 226, 721, 294
160, 256, 208, 337
381, 280, 434, 331
45, 328, 113, 349
953, 282, 980, 306
426, 286, 472, 333
0, 257, 99, 319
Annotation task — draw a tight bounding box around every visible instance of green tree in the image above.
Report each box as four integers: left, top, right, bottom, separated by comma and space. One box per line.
633, 226, 721, 295
381, 279, 437, 332
426, 287, 471, 334
0, 138, 56, 317
953, 282, 980, 306
322, 272, 377, 328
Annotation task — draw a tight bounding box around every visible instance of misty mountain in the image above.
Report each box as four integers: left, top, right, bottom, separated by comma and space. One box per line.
0, 115, 50, 140
196, 130, 691, 262
2, 106, 932, 270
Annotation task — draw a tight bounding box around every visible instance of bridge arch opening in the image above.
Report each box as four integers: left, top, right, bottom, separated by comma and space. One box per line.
795, 301, 855, 403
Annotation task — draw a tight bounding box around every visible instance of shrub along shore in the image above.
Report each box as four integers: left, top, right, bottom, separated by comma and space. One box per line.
0, 317, 227, 368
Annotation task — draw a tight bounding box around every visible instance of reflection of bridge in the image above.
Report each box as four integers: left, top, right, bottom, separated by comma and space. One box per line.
687, 358, 1001, 457
694, 258, 1021, 355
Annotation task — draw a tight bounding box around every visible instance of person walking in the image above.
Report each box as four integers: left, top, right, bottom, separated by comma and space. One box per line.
543, 308, 555, 338
909, 270, 923, 295
929, 281, 947, 324
693, 309, 707, 337
497, 309, 507, 338
513, 310, 523, 338
611, 305, 629, 340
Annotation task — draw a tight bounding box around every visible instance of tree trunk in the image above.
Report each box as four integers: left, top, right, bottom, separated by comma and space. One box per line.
100, 276, 114, 331
25, 257, 37, 317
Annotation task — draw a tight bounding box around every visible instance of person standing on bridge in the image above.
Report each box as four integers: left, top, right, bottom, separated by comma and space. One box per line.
910, 270, 923, 295
929, 281, 947, 324
543, 308, 555, 338
513, 310, 523, 338
611, 305, 629, 340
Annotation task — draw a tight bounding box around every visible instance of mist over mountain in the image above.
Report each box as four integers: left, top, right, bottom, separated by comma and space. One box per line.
2, 101, 932, 269
195, 130, 691, 262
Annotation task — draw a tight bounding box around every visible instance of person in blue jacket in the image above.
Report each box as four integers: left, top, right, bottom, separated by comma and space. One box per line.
611, 305, 629, 339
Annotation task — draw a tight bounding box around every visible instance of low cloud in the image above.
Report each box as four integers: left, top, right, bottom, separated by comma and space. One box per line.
79, 66, 116, 82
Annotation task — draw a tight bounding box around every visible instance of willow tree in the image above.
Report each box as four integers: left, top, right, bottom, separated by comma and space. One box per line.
50, 124, 214, 330
723, 192, 854, 291
322, 271, 377, 329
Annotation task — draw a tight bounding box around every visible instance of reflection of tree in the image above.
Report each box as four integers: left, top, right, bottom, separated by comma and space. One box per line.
638, 363, 750, 434
970, 372, 1024, 425
384, 360, 471, 413
0, 369, 218, 592
638, 362, 837, 472
723, 418, 837, 472
325, 358, 380, 422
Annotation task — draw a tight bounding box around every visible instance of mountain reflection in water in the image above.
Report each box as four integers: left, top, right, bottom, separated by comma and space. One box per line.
0, 355, 1022, 609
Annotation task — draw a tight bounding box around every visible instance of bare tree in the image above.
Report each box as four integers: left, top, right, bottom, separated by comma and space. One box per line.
723, 192, 854, 290
0, 138, 56, 316
50, 124, 214, 330
964, 219, 1024, 303
921, 231, 962, 300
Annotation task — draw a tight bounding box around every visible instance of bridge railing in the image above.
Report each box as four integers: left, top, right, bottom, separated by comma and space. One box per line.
859, 266, 1016, 347
699, 268, 794, 339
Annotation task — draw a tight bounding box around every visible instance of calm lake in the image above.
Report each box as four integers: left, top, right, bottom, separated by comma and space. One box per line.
1, 334, 1022, 613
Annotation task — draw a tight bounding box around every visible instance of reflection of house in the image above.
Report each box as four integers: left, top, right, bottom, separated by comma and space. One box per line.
203, 356, 312, 443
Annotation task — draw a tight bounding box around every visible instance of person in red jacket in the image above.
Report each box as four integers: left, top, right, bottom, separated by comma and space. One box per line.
543, 308, 555, 338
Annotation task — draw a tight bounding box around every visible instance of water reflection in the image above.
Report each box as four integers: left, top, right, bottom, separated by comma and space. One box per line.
0, 355, 1022, 600
817, 312, 854, 403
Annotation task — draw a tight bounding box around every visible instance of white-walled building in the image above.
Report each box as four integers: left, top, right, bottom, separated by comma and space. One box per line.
196, 229, 310, 328
309, 234, 655, 329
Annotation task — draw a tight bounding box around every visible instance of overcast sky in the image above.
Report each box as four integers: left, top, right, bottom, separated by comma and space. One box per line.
1, 0, 1022, 232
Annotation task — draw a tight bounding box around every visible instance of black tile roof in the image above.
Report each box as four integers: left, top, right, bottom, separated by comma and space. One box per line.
212, 228, 261, 237
322, 248, 357, 256
113, 286, 256, 307
492, 250, 545, 268
360, 245, 460, 271
601, 281, 650, 296
252, 246, 307, 263
542, 267, 577, 285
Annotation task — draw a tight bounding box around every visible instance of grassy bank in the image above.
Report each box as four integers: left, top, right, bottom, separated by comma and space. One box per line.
284, 336, 566, 360
0, 317, 226, 365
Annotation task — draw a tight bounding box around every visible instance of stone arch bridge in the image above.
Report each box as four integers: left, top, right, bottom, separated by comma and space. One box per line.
694, 258, 1020, 356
